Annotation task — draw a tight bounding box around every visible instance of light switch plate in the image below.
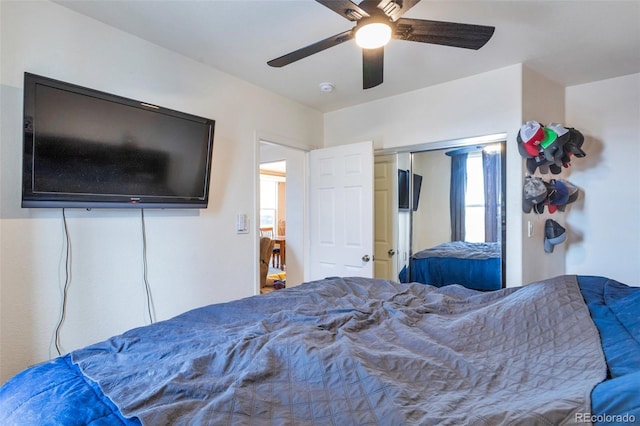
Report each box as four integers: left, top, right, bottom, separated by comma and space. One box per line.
236, 214, 249, 234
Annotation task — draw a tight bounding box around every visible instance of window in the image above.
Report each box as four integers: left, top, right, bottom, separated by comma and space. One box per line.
260, 178, 277, 228
464, 153, 485, 242
259, 161, 286, 232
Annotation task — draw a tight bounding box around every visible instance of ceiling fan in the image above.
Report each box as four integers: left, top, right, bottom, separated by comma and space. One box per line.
267, 0, 495, 89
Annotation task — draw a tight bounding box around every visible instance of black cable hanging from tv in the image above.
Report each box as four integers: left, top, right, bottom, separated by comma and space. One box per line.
141, 209, 154, 324
54, 208, 72, 356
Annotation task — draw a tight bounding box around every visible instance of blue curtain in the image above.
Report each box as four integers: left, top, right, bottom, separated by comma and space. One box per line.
482, 150, 500, 242
449, 153, 467, 241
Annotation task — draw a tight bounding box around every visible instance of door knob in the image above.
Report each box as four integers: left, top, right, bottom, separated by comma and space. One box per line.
362, 255, 371, 262
388, 249, 396, 256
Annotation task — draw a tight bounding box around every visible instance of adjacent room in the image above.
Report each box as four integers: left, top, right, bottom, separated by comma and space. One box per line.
1, 0, 638, 424
259, 159, 287, 293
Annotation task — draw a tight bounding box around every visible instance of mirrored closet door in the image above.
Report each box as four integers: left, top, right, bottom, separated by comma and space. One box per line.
375, 138, 506, 290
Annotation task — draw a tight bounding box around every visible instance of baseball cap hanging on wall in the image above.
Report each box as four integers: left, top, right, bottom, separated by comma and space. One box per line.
557, 179, 580, 212
517, 121, 586, 174
544, 219, 567, 253
517, 121, 545, 157
522, 177, 581, 214
522, 176, 547, 213
546, 179, 570, 213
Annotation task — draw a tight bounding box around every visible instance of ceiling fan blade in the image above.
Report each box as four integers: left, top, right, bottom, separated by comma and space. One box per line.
394, 18, 495, 50
267, 30, 354, 68
315, 0, 370, 21
363, 47, 384, 89
377, 0, 421, 22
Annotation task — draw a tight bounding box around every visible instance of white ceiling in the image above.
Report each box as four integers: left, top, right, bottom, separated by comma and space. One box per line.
55, 0, 640, 113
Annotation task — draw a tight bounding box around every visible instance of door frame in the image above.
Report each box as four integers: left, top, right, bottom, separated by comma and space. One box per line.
255, 133, 309, 294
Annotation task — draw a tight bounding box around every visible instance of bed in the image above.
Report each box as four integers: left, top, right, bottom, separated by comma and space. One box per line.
399, 241, 502, 291
1, 275, 638, 425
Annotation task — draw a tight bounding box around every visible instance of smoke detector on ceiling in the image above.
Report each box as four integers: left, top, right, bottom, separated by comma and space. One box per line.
319, 82, 335, 93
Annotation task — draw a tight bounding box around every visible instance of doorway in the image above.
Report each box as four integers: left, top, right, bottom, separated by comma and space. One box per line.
259, 161, 287, 289
258, 140, 306, 293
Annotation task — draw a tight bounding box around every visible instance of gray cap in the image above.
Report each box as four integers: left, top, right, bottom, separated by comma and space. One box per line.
523, 176, 547, 213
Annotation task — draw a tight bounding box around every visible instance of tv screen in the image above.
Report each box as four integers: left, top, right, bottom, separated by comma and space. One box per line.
398, 169, 410, 210
412, 173, 423, 211
398, 169, 422, 211
22, 73, 215, 208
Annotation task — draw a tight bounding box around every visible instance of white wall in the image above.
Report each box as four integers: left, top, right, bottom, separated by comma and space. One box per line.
0, 1, 323, 383
565, 74, 640, 285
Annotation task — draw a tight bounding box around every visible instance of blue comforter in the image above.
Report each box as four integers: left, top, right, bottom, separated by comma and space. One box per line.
1, 275, 638, 425
579, 276, 640, 425
399, 241, 502, 290
0, 354, 137, 425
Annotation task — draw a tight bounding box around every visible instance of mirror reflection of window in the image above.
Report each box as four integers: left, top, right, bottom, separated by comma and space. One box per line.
464, 153, 485, 243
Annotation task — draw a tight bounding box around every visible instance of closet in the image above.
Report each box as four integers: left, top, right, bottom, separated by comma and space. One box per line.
374, 136, 506, 289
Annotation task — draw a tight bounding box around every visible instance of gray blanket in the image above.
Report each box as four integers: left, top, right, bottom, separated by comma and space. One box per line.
413, 241, 501, 260
72, 275, 606, 425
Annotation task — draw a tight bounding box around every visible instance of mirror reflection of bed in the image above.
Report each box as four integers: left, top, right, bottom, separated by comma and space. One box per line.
375, 138, 506, 291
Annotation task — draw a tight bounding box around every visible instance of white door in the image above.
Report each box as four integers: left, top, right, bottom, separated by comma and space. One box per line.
309, 141, 374, 280
374, 154, 398, 280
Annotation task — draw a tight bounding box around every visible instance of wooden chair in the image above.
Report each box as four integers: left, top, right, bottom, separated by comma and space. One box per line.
259, 236, 275, 293
260, 227, 281, 269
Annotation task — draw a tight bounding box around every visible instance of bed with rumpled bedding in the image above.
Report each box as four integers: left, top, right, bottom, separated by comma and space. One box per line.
1, 275, 638, 425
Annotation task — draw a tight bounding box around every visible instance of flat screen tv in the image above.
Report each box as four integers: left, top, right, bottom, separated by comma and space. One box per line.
398, 169, 423, 211
22, 73, 215, 209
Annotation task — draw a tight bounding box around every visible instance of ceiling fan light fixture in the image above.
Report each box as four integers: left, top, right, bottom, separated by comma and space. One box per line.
355, 22, 392, 49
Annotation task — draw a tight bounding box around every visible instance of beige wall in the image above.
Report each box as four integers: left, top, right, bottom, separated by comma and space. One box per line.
520, 68, 566, 284
411, 150, 451, 251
